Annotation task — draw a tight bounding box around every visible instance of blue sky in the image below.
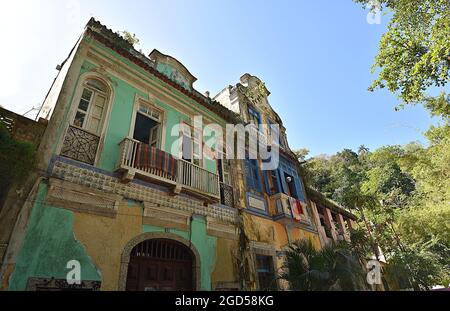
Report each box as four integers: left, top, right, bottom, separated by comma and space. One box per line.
0, 0, 437, 156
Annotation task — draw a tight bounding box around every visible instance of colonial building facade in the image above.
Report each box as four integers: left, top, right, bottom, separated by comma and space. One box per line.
0, 19, 357, 291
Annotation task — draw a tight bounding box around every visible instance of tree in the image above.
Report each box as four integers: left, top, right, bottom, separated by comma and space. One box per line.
280, 239, 367, 291
303, 127, 450, 289
119, 30, 140, 47
293, 148, 309, 162
354, 0, 450, 118
0, 124, 36, 205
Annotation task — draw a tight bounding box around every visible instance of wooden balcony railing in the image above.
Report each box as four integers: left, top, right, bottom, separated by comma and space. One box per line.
116, 138, 220, 199
178, 159, 220, 198
117, 137, 177, 183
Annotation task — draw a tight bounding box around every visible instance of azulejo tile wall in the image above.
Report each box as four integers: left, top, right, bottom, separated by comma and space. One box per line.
50, 157, 237, 224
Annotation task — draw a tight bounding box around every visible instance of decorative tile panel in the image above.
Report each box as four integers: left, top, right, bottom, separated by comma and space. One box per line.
51, 158, 237, 223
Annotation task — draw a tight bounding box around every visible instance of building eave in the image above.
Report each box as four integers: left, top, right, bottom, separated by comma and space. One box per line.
85, 18, 241, 124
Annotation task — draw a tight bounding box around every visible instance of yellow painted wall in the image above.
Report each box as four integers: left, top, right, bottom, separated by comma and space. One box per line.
290, 228, 322, 250
245, 214, 289, 249
211, 238, 238, 285
72, 200, 143, 290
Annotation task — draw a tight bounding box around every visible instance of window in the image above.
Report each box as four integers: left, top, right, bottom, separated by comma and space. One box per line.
133, 102, 163, 148
283, 173, 298, 199
181, 122, 202, 167
217, 148, 231, 185
267, 119, 277, 147
264, 166, 281, 196
245, 158, 262, 193
73, 78, 109, 135
256, 255, 276, 290
248, 106, 261, 126
268, 170, 280, 194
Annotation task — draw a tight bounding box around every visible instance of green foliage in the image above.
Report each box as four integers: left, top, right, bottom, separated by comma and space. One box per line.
349, 227, 373, 261
354, 0, 450, 118
383, 242, 448, 291
0, 124, 36, 202
303, 121, 450, 289
280, 239, 366, 291
304, 149, 366, 208
119, 30, 140, 47
293, 148, 309, 162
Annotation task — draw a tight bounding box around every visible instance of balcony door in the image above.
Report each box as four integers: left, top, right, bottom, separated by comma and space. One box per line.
60, 77, 110, 165
133, 103, 162, 148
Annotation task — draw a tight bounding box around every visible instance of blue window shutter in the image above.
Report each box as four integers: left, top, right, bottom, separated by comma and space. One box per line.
297, 177, 306, 202
244, 159, 254, 190
275, 170, 282, 193
251, 159, 262, 192
263, 171, 270, 194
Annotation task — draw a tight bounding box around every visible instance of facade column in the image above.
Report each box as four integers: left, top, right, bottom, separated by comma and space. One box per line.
323, 208, 338, 241
337, 214, 350, 242
309, 201, 326, 247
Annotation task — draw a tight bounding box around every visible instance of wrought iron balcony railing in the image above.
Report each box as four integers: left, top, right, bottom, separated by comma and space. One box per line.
60, 125, 100, 165
219, 182, 234, 207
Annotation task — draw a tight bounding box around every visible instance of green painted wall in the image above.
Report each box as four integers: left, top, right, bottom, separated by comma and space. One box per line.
156, 62, 191, 91
8, 183, 101, 291
66, 58, 218, 174
88, 39, 227, 126
142, 215, 217, 290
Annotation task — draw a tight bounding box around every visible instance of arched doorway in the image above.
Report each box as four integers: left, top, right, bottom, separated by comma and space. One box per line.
125, 239, 194, 291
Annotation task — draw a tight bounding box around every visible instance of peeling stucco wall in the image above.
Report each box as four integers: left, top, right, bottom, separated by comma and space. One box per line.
8, 183, 101, 290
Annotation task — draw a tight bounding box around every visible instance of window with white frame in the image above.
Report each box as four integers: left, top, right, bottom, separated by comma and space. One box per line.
181, 122, 203, 167
217, 148, 231, 185
133, 102, 163, 148
73, 78, 109, 135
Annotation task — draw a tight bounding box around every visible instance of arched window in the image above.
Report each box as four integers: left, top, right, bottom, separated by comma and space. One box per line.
73, 78, 109, 136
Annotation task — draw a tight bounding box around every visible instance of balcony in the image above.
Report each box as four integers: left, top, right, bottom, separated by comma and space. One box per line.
271, 193, 312, 226
219, 182, 234, 208
116, 138, 220, 201
61, 125, 100, 165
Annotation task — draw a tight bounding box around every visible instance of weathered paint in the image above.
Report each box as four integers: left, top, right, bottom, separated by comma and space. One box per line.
246, 214, 289, 249
72, 200, 143, 290
9, 193, 220, 291
8, 182, 101, 291
64, 58, 217, 174
211, 238, 238, 286
290, 228, 322, 250
156, 62, 191, 91
88, 39, 228, 126
246, 213, 321, 250
142, 214, 217, 290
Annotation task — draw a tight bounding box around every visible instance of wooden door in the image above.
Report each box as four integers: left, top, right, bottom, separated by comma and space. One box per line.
125, 239, 194, 291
